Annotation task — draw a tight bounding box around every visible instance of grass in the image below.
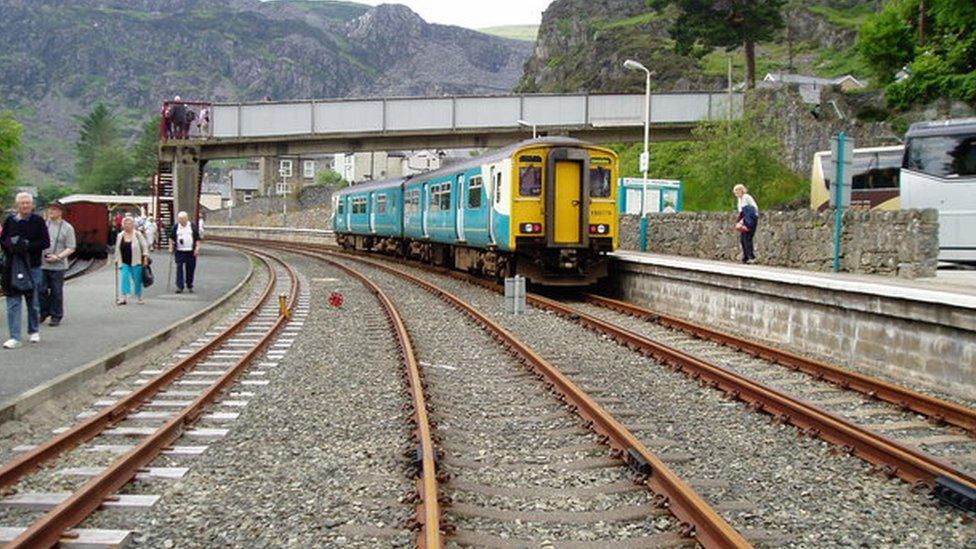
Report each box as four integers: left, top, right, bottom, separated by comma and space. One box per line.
477, 25, 539, 42
590, 12, 662, 31
806, 5, 876, 30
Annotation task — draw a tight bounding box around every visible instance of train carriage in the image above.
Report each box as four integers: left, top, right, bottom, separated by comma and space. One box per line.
334, 137, 619, 285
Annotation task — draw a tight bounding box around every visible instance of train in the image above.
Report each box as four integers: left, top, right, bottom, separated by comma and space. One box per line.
333, 137, 620, 285
59, 195, 153, 258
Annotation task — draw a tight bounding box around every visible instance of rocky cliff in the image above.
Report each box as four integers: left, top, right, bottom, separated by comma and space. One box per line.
517, 0, 880, 94
0, 0, 532, 183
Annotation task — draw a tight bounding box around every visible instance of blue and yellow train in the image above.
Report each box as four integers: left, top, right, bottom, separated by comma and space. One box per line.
332, 137, 619, 285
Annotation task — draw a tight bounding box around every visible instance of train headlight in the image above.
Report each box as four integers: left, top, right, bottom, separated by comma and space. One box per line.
521, 223, 543, 234
588, 224, 609, 235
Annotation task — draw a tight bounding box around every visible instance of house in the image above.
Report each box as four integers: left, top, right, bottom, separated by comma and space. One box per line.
229, 169, 261, 204
333, 150, 444, 184
259, 155, 335, 195
759, 73, 867, 104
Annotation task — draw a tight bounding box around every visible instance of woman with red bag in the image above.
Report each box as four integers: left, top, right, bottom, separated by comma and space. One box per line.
733, 184, 759, 264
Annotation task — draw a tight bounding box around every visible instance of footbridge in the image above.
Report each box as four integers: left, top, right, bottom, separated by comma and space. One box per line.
156, 92, 743, 222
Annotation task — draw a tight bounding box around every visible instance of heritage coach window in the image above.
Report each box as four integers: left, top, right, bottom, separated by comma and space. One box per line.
468, 176, 483, 208
590, 166, 612, 198
519, 166, 542, 197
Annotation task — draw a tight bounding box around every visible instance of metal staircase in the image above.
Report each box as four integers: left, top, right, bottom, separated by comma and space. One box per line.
153, 161, 174, 249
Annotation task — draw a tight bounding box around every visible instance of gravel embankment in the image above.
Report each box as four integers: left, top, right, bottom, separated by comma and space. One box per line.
355, 257, 975, 547
78, 253, 419, 547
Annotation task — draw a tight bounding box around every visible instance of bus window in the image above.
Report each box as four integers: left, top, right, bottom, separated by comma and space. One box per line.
905, 135, 976, 177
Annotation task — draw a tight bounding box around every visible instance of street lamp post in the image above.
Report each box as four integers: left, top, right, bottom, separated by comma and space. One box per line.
517, 119, 537, 139
624, 59, 654, 251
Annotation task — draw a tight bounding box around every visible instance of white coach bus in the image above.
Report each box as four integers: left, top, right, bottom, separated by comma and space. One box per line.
901, 119, 976, 262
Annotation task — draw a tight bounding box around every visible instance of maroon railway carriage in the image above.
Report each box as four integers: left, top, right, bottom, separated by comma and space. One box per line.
59, 195, 153, 258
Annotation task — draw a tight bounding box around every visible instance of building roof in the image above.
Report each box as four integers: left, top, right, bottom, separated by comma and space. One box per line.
762, 73, 865, 87
59, 194, 153, 205
230, 169, 261, 190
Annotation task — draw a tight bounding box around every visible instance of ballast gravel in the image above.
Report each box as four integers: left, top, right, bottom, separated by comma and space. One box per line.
330, 257, 684, 545
360, 258, 975, 548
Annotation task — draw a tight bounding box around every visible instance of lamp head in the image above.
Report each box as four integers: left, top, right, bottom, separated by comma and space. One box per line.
623, 59, 646, 72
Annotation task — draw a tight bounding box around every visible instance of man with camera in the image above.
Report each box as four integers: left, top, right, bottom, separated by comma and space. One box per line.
168, 211, 201, 294
1, 193, 51, 349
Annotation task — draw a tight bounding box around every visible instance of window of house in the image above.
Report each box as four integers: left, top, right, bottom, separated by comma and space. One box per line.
279, 159, 293, 178
276, 182, 292, 195
303, 160, 315, 178
519, 166, 542, 197
243, 193, 253, 203
376, 194, 387, 214
467, 176, 483, 208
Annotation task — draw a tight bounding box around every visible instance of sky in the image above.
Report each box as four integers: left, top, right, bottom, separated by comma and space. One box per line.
352, 0, 554, 29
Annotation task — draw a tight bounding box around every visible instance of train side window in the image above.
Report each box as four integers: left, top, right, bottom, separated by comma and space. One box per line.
376, 195, 387, 214
519, 166, 542, 197
429, 186, 437, 212
589, 166, 612, 198
468, 176, 483, 208
337, 201, 345, 214
494, 171, 502, 203
440, 184, 451, 211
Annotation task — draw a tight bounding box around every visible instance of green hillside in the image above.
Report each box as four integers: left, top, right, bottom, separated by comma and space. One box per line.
478, 25, 539, 42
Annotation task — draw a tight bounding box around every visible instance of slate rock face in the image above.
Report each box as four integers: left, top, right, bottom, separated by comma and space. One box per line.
0, 0, 532, 182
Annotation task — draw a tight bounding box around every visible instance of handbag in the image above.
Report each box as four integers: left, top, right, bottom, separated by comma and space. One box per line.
735, 221, 749, 233
10, 253, 34, 294
142, 263, 155, 287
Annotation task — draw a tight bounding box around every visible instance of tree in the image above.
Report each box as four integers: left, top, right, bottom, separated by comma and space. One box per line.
316, 168, 349, 188
37, 185, 76, 208
612, 107, 806, 211
78, 145, 137, 195
0, 112, 22, 200
76, 103, 120, 180
665, 0, 786, 88
131, 118, 160, 179
859, 0, 976, 108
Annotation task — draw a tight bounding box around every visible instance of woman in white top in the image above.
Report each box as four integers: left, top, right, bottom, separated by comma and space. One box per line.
733, 184, 760, 263
114, 216, 150, 305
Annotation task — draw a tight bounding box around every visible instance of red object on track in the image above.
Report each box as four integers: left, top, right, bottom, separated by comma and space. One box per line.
329, 292, 344, 308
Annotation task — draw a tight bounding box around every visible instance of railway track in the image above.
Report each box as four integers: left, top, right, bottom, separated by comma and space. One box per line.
0, 246, 302, 547
242, 239, 975, 542
260, 241, 752, 548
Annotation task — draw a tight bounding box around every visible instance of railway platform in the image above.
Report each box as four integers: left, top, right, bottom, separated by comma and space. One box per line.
610, 251, 976, 399
0, 245, 251, 420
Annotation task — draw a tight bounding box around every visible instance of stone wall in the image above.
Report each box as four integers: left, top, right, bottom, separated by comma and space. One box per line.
620, 208, 939, 278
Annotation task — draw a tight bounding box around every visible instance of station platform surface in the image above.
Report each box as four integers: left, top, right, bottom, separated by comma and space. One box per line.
0, 245, 250, 408
612, 250, 976, 310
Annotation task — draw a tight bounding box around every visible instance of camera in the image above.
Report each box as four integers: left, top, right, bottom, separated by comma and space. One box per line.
179, 238, 185, 245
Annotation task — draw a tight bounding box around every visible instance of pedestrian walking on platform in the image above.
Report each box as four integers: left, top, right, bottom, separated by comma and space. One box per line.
733, 184, 759, 264
40, 201, 76, 327
144, 217, 157, 250
169, 211, 201, 294
1, 193, 50, 349
114, 216, 150, 305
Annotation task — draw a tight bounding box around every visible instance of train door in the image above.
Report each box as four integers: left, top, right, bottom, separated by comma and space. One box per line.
456, 174, 465, 241
345, 196, 351, 228
547, 148, 590, 247
421, 183, 430, 238
368, 192, 376, 233
488, 167, 496, 244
